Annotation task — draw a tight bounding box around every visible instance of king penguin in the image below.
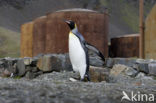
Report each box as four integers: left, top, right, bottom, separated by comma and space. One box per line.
65, 20, 90, 81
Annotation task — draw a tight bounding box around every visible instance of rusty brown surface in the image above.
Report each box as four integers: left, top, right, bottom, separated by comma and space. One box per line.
110, 34, 139, 58
45, 11, 108, 57
33, 16, 47, 56
145, 4, 156, 59
20, 22, 34, 57
20, 9, 109, 57
139, 0, 144, 58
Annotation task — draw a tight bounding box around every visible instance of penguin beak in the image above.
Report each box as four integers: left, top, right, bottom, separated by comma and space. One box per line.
64, 20, 70, 24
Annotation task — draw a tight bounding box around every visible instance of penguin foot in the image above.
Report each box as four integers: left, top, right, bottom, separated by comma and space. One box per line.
86, 76, 90, 81
80, 78, 85, 82
80, 76, 90, 82
84, 74, 91, 82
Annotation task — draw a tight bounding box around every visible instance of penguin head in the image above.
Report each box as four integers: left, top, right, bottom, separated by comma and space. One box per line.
65, 20, 76, 30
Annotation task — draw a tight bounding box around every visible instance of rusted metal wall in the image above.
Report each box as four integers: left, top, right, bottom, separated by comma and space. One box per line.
21, 9, 109, 57
145, 4, 156, 59
46, 10, 108, 57
33, 16, 47, 56
110, 34, 139, 58
20, 22, 34, 57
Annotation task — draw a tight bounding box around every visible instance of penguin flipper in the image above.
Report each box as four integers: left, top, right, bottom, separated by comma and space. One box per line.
85, 42, 105, 61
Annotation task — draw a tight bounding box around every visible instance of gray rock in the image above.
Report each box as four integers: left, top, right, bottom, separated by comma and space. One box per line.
25, 66, 39, 73
37, 54, 72, 72
0, 71, 156, 103
105, 58, 114, 68
37, 54, 54, 72
23, 57, 33, 65
89, 57, 104, 67
135, 72, 146, 78
113, 58, 137, 67
124, 67, 138, 77
25, 69, 43, 79
148, 62, 156, 76
25, 66, 32, 72
0, 68, 5, 76
31, 67, 39, 73
110, 64, 138, 77
25, 71, 35, 79
89, 66, 109, 82
16, 59, 26, 76
1, 69, 11, 77
34, 71, 43, 77
1, 58, 18, 75
105, 58, 137, 68
23, 57, 38, 67
0, 60, 3, 66
135, 72, 153, 81
31, 57, 39, 66
136, 59, 149, 74
64, 54, 72, 71
110, 64, 127, 76
0, 59, 5, 74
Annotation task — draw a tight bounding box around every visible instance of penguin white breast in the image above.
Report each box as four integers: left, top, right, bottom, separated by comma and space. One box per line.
69, 32, 86, 74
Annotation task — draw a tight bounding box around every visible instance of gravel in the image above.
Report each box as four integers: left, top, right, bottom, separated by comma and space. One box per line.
0, 71, 156, 103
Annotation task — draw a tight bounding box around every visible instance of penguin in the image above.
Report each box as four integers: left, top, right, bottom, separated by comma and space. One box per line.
65, 20, 90, 81
65, 20, 105, 81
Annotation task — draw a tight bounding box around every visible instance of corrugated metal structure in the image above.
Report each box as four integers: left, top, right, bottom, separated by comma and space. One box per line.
33, 16, 47, 56
21, 22, 34, 57
145, 4, 156, 59
46, 9, 108, 57
110, 34, 139, 58
20, 9, 109, 57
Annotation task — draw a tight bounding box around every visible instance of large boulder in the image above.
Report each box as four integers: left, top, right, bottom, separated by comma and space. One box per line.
135, 59, 150, 74
89, 66, 109, 82
148, 62, 156, 76
105, 58, 137, 68
37, 54, 72, 72
110, 64, 138, 77
16, 59, 26, 76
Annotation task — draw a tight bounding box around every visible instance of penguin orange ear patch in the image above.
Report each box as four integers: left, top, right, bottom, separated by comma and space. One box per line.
74, 24, 77, 28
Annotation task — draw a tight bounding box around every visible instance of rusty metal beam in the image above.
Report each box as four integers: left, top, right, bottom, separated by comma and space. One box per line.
139, 0, 144, 58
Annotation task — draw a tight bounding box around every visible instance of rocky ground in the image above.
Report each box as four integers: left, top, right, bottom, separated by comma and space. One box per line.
0, 54, 156, 103
0, 71, 156, 103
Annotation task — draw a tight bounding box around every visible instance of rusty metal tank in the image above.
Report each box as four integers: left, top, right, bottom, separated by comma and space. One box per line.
110, 34, 139, 58
45, 8, 108, 57
21, 8, 109, 57
20, 21, 34, 57
33, 16, 47, 56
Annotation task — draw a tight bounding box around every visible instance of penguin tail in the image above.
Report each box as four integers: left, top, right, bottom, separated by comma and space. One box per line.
85, 42, 105, 62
